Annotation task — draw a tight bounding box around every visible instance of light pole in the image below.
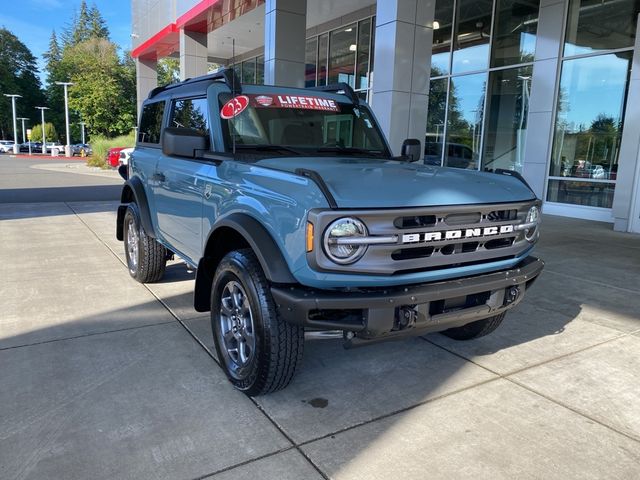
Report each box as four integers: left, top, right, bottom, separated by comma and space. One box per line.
4, 94, 22, 154
56, 81, 74, 157
35, 106, 50, 154
79, 121, 86, 145
17, 117, 29, 144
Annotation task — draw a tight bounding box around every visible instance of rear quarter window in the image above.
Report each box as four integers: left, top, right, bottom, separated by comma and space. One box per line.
138, 101, 165, 144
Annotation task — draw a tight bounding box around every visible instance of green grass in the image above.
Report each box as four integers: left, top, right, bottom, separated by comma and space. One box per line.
86, 133, 135, 169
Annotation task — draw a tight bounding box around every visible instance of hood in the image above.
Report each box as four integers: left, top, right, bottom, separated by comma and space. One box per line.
255, 157, 536, 208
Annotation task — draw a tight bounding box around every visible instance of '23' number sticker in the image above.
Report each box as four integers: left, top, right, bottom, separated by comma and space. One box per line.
220, 95, 249, 119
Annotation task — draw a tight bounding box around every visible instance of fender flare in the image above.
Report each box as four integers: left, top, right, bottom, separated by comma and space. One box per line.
116, 176, 156, 240
194, 213, 297, 312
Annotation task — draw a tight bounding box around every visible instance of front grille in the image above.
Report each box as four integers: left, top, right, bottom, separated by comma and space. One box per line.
308, 200, 538, 275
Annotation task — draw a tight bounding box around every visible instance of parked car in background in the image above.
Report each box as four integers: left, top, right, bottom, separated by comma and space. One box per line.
0, 140, 15, 153
72, 143, 92, 156
19, 142, 42, 153
107, 147, 126, 167
118, 147, 133, 166
45, 143, 65, 155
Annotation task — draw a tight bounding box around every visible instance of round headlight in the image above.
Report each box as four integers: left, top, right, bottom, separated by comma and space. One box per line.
524, 206, 541, 241
323, 217, 368, 264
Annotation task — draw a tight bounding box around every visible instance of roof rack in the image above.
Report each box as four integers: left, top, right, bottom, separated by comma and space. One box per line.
148, 67, 242, 99
308, 83, 360, 106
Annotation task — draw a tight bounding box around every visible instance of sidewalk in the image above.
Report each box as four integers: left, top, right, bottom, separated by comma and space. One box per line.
1, 204, 639, 479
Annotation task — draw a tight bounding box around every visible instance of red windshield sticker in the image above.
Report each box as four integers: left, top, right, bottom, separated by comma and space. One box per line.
249, 94, 340, 112
220, 95, 249, 119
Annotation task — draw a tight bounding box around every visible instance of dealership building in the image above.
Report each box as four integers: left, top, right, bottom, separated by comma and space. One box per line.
131, 0, 640, 233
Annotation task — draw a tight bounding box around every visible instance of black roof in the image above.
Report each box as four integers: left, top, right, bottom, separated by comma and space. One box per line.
146, 67, 360, 106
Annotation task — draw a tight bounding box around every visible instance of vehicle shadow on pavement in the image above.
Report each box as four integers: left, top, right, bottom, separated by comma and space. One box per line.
0, 185, 123, 205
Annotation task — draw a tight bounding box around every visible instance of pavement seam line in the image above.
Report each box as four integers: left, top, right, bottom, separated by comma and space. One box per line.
421, 328, 630, 379
192, 446, 297, 479
66, 203, 330, 480
0, 320, 176, 352
296, 375, 503, 448
422, 334, 640, 445
505, 377, 640, 444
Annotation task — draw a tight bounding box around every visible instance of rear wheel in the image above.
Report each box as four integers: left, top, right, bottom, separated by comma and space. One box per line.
441, 312, 506, 340
123, 203, 166, 283
211, 249, 304, 396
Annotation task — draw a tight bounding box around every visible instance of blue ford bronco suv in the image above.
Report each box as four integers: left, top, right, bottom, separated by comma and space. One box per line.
117, 69, 543, 396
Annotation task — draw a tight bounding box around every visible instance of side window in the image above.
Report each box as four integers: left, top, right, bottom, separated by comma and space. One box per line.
171, 97, 210, 135
138, 101, 165, 144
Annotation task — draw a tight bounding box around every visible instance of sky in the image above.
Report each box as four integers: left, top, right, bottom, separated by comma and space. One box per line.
0, 0, 132, 82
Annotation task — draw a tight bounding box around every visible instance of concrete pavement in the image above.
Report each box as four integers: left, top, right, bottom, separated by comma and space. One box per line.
1, 159, 639, 479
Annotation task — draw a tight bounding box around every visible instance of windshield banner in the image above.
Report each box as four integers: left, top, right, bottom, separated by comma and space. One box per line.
221, 94, 341, 118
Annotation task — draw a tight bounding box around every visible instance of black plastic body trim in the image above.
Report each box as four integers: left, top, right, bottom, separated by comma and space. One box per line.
148, 68, 241, 99
309, 83, 360, 106
271, 256, 544, 342
295, 168, 338, 209
213, 214, 296, 283
491, 168, 535, 194
118, 176, 156, 239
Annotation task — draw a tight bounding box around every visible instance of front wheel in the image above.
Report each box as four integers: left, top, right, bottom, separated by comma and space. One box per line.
123, 203, 167, 283
211, 249, 304, 396
441, 312, 506, 340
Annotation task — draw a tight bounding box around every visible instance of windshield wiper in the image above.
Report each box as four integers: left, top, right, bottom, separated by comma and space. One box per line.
315, 146, 387, 157
234, 144, 304, 156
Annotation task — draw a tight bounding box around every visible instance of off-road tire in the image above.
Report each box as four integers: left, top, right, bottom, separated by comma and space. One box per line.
123, 203, 166, 283
211, 249, 304, 396
441, 312, 506, 340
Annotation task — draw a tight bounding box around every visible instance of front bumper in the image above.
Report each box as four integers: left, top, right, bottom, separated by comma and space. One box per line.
271, 256, 544, 346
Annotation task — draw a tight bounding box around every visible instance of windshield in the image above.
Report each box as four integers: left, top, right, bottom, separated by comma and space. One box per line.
218, 93, 389, 157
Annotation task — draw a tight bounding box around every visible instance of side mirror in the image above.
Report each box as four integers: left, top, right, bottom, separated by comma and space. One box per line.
162, 127, 209, 158
401, 138, 421, 162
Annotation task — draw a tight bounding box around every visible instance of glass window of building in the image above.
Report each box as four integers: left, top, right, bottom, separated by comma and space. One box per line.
328, 24, 357, 87
445, 73, 487, 169
256, 55, 264, 84
356, 18, 372, 92
547, 52, 632, 208
565, 0, 640, 57
452, 0, 493, 74
491, 0, 540, 67
481, 65, 532, 172
241, 59, 256, 83
318, 33, 329, 86
431, 0, 454, 76
426, 78, 448, 166
305, 37, 318, 87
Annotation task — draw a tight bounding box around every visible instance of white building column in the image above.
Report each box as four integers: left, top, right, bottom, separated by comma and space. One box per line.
180, 29, 208, 81
612, 15, 640, 232
264, 0, 307, 87
370, 0, 432, 155
521, 0, 565, 199
136, 58, 157, 118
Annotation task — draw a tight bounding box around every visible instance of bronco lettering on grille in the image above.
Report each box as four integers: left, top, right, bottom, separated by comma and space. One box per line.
402, 225, 515, 244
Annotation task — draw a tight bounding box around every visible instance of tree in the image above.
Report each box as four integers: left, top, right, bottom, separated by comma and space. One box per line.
0, 28, 45, 140
73, 0, 91, 45
89, 3, 110, 39
43, 30, 68, 137
61, 38, 136, 137
158, 58, 180, 86
30, 122, 58, 142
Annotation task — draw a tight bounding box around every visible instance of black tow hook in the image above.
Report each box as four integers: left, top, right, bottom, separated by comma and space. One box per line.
505, 286, 520, 305
396, 306, 418, 331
